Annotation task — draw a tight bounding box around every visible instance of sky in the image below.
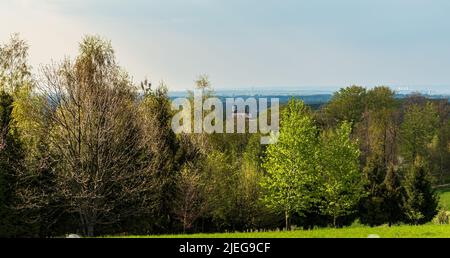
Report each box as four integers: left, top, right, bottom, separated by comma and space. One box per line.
1, 0, 450, 93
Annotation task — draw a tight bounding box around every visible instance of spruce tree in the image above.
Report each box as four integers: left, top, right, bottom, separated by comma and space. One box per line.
359, 155, 388, 226
403, 160, 439, 224
0, 90, 15, 236
383, 165, 404, 226
0, 90, 27, 237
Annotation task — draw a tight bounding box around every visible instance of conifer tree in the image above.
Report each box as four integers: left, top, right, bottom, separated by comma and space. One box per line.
383, 165, 404, 226
359, 155, 389, 226
0, 91, 18, 237
403, 159, 439, 224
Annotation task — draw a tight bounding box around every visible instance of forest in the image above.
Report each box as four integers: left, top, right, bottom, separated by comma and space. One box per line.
0, 34, 449, 237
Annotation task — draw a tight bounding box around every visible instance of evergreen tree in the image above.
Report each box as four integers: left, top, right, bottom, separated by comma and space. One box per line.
0, 90, 17, 237
383, 165, 404, 226
359, 155, 389, 226
403, 159, 439, 224
0, 90, 33, 237
138, 82, 184, 233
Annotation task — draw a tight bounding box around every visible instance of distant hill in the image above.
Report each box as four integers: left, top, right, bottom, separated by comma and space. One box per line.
168, 89, 450, 107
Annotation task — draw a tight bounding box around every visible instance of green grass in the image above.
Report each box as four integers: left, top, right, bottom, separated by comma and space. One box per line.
437, 186, 450, 211
111, 224, 450, 238
106, 189, 450, 239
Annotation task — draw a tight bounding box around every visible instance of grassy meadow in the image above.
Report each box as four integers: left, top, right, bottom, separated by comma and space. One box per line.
111, 224, 450, 238
107, 188, 450, 238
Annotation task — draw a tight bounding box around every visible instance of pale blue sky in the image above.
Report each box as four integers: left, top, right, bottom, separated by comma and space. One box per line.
1, 0, 450, 93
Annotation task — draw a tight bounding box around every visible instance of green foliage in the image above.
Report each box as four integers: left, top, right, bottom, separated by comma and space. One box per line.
432, 210, 450, 225
360, 157, 405, 226
319, 121, 364, 226
383, 166, 404, 225
429, 101, 450, 184
11, 85, 47, 160
204, 150, 242, 229
365, 86, 397, 111
138, 83, 184, 232
360, 155, 389, 226
0, 35, 445, 237
0, 90, 17, 237
360, 87, 399, 163
403, 160, 439, 224
0, 90, 32, 237
324, 86, 367, 125
400, 102, 439, 164
261, 99, 320, 229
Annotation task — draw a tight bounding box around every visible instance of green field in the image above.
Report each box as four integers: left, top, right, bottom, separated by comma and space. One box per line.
438, 187, 450, 211
106, 189, 450, 238
113, 224, 450, 238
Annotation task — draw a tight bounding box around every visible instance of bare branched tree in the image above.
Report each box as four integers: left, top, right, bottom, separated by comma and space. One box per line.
173, 164, 208, 232
38, 36, 152, 236
0, 33, 31, 94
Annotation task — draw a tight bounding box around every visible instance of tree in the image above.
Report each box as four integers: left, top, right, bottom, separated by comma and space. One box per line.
0, 91, 21, 237
173, 164, 207, 233
185, 74, 215, 154
261, 99, 319, 230
319, 121, 364, 227
400, 102, 439, 164
383, 165, 404, 226
239, 133, 274, 229
429, 100, 450, 184
365, 86, 397, 111
323, 86, 367, 126
360, 157, 405, 226
202, 148, 266, 232
359, 155, 389, 226
0, 34, 44, 237
349, 86, 398, 165
403, 159, 439, 224
0, 33, 31, 94
40, 36, 152, 236
138, 81, 183, 233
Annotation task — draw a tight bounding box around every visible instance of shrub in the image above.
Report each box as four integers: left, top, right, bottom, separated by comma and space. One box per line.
432, 210, 450, 225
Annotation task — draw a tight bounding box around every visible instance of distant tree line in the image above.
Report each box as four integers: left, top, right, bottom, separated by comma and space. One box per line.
0, 34, 448, 237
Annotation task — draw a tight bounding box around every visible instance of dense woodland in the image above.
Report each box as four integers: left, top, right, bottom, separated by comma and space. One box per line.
0, 34, 449, 237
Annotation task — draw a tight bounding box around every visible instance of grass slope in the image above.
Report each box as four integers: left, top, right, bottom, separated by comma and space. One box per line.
117, 224, 450, 238
438, 187, 450, 211
108, 189, 450, 238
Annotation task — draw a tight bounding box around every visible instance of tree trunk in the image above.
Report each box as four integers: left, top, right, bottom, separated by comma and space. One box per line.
87, 224, 94, 237
183, 211, 187, 233
285, 210, 291, 231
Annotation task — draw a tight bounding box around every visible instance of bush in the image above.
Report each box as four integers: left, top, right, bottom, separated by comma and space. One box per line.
432, 210, 450, 225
